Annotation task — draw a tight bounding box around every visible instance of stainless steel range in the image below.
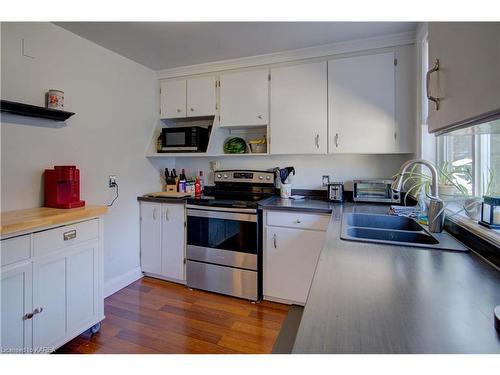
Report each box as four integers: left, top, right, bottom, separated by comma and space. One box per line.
185, 170, 276, 301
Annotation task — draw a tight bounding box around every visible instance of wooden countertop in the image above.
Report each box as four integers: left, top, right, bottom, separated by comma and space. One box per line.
1, 205, 108, 236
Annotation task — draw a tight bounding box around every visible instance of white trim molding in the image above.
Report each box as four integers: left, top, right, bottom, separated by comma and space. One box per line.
104, 266, 143, 298
157, 31, 416, 79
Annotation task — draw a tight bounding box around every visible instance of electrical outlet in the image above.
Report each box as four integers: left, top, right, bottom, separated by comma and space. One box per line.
322, 175, 330, 187
109, 175, 117, 188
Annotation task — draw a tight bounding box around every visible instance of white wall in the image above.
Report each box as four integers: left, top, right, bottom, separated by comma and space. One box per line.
173, 154, 411, 191
1, 22, 172, 293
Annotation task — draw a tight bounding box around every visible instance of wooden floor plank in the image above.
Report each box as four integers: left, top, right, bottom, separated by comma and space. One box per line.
56, 277, 289, 354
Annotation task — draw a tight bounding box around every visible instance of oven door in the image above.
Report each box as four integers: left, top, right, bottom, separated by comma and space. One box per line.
186, 207, 258, 270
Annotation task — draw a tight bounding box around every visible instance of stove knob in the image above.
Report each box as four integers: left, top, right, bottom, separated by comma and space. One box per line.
223, 174, 228, 179
266, 176, 271, 180
217, 174, 222, 179
259, 175, 264, 180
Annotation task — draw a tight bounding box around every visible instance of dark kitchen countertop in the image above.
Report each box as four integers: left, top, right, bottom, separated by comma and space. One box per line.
258, 196, 337, 214
137, 195, 188, 204
138, 194, 338, 212
292, 203, 500, 353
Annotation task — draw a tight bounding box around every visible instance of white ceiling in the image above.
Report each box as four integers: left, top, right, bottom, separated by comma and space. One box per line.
55, 22, 417, 71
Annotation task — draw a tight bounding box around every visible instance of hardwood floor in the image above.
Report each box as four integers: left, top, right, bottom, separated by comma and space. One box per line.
56, 277, 289, 354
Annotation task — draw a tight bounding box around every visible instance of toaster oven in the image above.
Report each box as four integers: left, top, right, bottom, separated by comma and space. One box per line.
353, 179, 400, 204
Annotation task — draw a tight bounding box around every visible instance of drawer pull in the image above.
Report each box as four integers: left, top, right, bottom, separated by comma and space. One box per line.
295, 219, 302, 224
273, 234, 277, 248
63, 230, 77, 241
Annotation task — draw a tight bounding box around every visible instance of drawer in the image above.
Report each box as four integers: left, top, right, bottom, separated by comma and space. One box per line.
1, 234, 31, 266
34, 219, 98, 257
266, 210, 330, 231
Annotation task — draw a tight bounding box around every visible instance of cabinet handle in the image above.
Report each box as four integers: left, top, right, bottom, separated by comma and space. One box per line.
23, 307, 43, 320
176, 109, 182, 113
63, 230, 76, 241
334, 133, 339, 148
315, 134, 320, 149
273, 234, 277, 249
426, 58, 440, 110
394, 131, 397, 140
190, 107, 194, 112
165, 208, 169, 221
295, 219, 302, 224
33, 307, 43, 315
153, 208, 157, 220
257, 115, 263, 119
23, 312, 34, 320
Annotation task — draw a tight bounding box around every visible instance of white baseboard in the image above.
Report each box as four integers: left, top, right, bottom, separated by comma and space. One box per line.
104, 266, 143, 298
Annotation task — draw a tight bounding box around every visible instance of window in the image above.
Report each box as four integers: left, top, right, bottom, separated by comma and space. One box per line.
437, 129, 500, 199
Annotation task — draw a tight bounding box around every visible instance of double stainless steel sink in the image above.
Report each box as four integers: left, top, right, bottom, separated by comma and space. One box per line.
341, 213, 469, 252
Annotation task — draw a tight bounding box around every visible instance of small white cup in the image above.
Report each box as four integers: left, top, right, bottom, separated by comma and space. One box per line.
280, 183, 292, 199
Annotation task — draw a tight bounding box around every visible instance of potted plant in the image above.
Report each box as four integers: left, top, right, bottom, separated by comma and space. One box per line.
395, 163, 497, 222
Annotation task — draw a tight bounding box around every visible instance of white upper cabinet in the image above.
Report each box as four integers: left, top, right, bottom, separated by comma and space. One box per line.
328, 52, 396, 154
427, 23, 500, 133
394, 45, 416, 153
160, 76, 216, 119
270, 61, 328, 154
219, 69, 269, 127
160, 80, 186, 119
187, 76, 216, 117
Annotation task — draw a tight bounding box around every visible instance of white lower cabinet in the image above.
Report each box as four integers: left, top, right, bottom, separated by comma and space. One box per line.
0, 218, 103, 354
140, 202, 162, 275
66, 242, 99, 335
140, 201, 186, 282
1, 262, 33, 353
263, 210, 328, 305
32, 254, 67, 350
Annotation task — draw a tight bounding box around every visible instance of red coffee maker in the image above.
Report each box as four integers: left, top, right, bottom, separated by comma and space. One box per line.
44, 165, 85, 209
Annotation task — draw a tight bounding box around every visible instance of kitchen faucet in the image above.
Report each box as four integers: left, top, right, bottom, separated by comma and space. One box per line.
392, 159, 445, 233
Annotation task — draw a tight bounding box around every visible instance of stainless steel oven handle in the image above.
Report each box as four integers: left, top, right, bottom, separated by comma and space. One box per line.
187, 209, 257, 222
186, 204, 257, 214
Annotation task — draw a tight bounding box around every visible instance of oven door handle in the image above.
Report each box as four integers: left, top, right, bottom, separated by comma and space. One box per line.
187, 209, 257, 223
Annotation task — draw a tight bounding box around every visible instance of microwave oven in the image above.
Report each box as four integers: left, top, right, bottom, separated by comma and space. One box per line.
161, 127, 209, 152
353, 179, 400, 204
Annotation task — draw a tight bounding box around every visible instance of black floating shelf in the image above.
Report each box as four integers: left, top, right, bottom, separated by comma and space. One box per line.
0, 99, 75, 121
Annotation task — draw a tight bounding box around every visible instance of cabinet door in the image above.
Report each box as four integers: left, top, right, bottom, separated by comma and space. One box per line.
1, 262, 33, 353
160, 80, 187, 119
187, 76, 216, 117
427, 23, 500, 133
220, 70, 269, 126
264, 226, 325, 305
394, 45, 416, 153
66, 241, 98, 334
328, 52, 395, 153
161, 203, 186, 281
140, 202, 162, 275
270, 62, 328, 154
33, 255, 66, 350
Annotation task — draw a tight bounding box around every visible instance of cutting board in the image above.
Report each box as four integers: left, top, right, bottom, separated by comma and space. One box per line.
145, 191, 192, 198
